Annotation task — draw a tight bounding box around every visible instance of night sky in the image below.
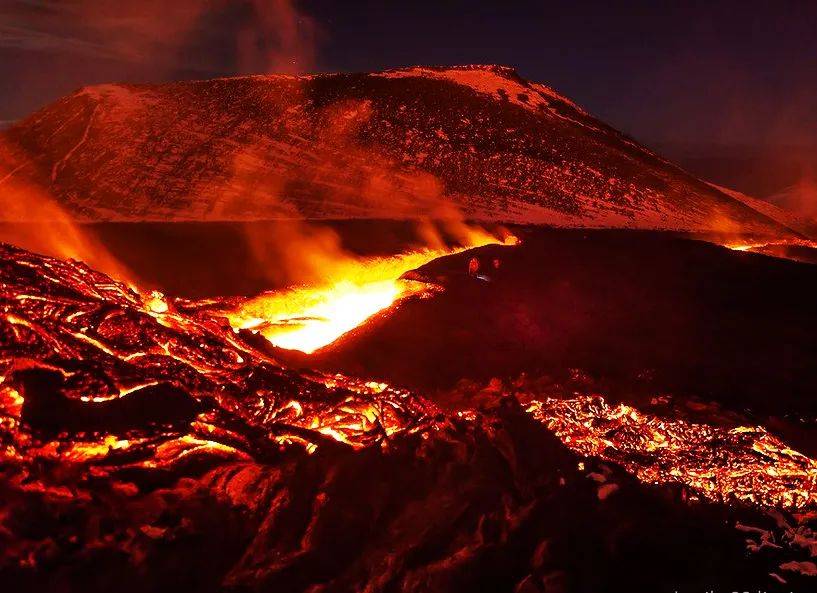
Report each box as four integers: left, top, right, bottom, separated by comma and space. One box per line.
1, 0, 815, 152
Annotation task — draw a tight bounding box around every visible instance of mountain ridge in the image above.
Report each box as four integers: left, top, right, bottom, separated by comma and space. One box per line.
0, 64, 799, 235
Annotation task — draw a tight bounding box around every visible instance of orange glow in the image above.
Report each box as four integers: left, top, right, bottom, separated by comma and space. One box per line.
527, 395, 817, 509
226, 273, 421, 353
4, 239, 817, 521
721, 237, 817, 254
144, 290, 169, 314
0, 139, 137, 285
223, 232, 511, 353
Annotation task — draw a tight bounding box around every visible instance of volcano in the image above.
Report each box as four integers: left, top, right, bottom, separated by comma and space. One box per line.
2, 63, 817, 593
0, 65, 803, 235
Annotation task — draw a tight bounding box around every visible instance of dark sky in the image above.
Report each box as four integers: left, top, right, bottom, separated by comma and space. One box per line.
1, 0, 815, 151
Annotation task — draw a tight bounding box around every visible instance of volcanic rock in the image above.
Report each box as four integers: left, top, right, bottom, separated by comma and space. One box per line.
0, 65, 800, 235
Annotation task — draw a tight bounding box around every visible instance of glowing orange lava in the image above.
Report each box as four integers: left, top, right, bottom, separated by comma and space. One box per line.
223, 233, 511, 353
528, 395, 817, 509
722, 237, 817, 254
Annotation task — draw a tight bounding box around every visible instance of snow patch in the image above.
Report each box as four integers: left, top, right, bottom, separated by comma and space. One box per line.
377, 65, 586, 115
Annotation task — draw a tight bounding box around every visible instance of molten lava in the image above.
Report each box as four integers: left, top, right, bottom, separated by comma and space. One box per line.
3, 239, 817, 510
3, 241, 817, 589
527, 396, 817, 509
222, 235, 510, 353
721, 237, 817, 257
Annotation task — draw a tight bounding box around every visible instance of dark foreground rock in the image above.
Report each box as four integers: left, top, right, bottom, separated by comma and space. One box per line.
1, 241, 815, 592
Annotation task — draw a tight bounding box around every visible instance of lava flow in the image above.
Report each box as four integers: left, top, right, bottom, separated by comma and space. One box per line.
528, 396, 817, 509
2, 240, 817, 508
723, 238, 816, 252
719, 237, 817, 263
220, 231, 511, 353
2, 240, 817, 590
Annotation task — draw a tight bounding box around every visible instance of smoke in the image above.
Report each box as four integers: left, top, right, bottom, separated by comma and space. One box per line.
205, 96, 471, 219
772, 161, 817, 222
0, 0, 320, 285
0, 1, 500, 292
197, 94, 501, 287
0, 1, 320, 109
236, 0, 318, 74
0, 139, 136, 284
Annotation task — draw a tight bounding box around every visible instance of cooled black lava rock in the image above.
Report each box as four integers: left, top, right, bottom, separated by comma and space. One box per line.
15, 366, 202, 435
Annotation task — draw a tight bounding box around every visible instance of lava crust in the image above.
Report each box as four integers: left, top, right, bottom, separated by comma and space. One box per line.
2, 242, 817, 592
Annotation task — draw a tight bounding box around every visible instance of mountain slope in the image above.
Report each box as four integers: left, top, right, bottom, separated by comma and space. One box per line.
0, 65, 793, 233
710, 182, 817, 239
